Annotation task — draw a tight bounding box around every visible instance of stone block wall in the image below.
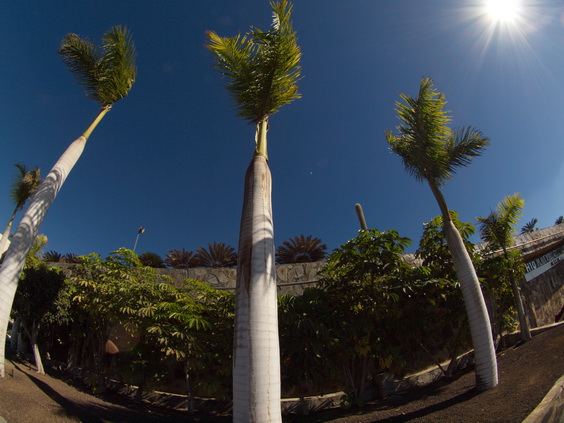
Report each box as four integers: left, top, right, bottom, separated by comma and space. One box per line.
156, 261, 326, 295
521, 259, 564, 327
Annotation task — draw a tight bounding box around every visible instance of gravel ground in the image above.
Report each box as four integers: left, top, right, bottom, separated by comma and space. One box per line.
1, 323, 563, 423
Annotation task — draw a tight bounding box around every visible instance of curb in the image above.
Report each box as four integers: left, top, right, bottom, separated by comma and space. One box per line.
522, 373, 564, 423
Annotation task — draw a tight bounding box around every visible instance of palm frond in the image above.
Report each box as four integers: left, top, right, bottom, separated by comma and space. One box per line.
98, 26, 137, 105
520, 218, 538, 234
58, 34, 101, 102
59, 26, 136, 106
206, 0, 301, 123
498, 193, 524, 228
386, 77, 452, 185
444, 127, 489, 176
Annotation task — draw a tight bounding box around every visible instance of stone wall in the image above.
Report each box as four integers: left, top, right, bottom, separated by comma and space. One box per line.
156, 261, 326, 295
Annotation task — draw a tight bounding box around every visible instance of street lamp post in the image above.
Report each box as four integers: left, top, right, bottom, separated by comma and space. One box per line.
133, 226, 145, 253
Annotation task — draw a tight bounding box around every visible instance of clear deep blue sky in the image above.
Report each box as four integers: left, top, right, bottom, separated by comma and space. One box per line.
1, 1, 563, 259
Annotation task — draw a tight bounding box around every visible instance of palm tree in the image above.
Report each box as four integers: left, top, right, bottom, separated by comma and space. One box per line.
276, 235, 327, 264
195, 242, 237, 268
555, 216, 563, 225
138, 251, 165, 268
477, 193, 531, 341
385, 77, 497, 391
207, 2, 301, 420
165, 248, 200, 269
0, 26, 136, 378
42, 250, 62, 263
61, 253, 80, 263
521, 218, 538, 234
0, 164, 42, 255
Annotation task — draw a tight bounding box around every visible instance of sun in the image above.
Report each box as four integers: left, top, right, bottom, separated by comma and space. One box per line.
484, 0, 521, 22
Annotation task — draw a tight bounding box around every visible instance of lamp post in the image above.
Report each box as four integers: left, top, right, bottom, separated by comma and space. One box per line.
133, 226, 145, 253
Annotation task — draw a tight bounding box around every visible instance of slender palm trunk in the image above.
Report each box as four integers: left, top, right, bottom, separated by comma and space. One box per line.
233, 151, 281, 423
9, 316, 21, 352
30, 320, 45, 374
503, 249, 531, 341
430, 183, 498, 391
0, 106, 109, 378
0, 209, 17, 255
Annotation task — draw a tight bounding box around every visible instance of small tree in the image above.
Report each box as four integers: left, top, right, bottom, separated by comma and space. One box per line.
13, 262, 66, 374
0, 164, 42, 255
278, 288, 335, 414
319, 229, 412, 402
477, 193, 531, 341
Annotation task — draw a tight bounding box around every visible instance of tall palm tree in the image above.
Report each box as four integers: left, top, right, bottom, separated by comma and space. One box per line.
207, 2, 301, 421
0, 26, 136, 378
477, 193, 531, 341
555, 216, 563, 225
385, 77, 497, 391
276, 234, 327, 264
0, 164, 42, 255
521, 218, 538, 234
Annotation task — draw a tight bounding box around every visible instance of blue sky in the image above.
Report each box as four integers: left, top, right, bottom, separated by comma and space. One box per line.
1, 1, 563, 260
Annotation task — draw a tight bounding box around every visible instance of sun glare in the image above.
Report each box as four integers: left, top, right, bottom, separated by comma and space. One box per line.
485, 0, 520, 22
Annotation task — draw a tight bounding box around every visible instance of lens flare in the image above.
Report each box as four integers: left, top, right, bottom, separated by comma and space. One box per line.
485, 0, 520, 22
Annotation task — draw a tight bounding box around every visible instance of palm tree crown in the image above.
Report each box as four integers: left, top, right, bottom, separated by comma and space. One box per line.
520, 218, 538, 234
138, 251, 165, 268
42, 250, 62, 263
386, 77, 489, 191
10, 164, 42, 212
477, 193, 524, 252
195, 242, 237, 268
165, 248, 200, 269
58, 26, 136, 108
276, 235, 327, 264
206, 0, 301, 125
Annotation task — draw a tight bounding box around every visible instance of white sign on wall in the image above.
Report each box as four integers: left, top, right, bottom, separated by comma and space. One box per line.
524, 245, 564, 282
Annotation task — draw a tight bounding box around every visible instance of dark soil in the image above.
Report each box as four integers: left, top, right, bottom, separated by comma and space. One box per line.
1, 323, 563, 423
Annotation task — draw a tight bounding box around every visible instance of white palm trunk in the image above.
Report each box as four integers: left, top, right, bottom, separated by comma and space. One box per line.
510, 276, 531, 341
233, 154, 281, 423
443, 219, 498, 391
0, 214, 16, 255
0, 136, 86, 378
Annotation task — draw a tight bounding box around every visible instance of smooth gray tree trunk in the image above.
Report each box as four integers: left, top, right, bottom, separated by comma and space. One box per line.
233, 154, 281, 423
